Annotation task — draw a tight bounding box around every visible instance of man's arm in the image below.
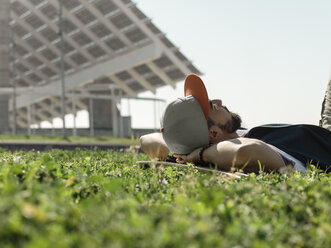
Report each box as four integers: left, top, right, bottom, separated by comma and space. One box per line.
174, 138, 286, 173
139, 133, 169, 160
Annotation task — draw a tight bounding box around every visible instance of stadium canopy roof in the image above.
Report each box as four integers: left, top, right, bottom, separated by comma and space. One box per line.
7, 0, 201, 128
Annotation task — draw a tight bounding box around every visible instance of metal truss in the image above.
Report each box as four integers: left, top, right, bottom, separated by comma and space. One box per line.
6, 0, 201, 129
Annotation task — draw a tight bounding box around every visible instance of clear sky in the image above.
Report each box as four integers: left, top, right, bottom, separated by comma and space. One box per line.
127, 0, 331, 129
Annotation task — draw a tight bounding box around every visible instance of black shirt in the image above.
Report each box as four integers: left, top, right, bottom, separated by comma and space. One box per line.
245, 124, 331, 172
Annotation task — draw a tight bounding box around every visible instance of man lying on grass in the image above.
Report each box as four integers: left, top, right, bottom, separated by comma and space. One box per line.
140, 74, 331, 174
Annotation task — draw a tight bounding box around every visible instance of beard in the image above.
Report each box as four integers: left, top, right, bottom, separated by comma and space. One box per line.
216, 120, 234, 133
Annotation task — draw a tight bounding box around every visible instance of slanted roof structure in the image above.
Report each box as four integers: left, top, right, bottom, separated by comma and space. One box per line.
7, 0, 201, 128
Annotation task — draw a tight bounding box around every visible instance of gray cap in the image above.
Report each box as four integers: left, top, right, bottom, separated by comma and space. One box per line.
161, 95, 209, 154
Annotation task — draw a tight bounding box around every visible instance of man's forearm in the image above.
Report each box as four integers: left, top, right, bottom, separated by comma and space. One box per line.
140, 133, 169, 160
202, 138, 286, 173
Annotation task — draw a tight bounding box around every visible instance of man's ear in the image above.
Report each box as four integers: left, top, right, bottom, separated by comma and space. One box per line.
209, 125, 221, 143
211, 99, 222, 107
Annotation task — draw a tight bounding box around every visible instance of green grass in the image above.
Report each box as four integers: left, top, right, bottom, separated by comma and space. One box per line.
0, 149, 330, 247
0, 135, 137, 144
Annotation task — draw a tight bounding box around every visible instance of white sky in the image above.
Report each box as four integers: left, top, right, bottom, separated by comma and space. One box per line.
130, 0, 331, 129
44, 0, 331, 130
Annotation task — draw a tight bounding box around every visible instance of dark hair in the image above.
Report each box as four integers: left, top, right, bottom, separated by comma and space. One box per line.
230, 112, 242, 132
207, 107, 242, 133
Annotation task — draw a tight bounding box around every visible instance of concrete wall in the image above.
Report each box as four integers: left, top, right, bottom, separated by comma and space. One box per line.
10, 111, 133, 137
91, 99, 119, 130
90, 99, 128, 137
10, 126, 156, 140
131, 128, 159, 138
0, 100, 9, 133
13, 127, 136, 138
20, 128, 115, 137
13, 115, 133, 138
0, 0, 11, 133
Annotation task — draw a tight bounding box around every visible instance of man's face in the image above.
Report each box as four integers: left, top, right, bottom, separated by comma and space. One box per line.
208, 99, 233, 143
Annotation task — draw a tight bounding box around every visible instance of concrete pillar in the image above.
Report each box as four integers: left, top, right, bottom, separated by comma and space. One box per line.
111, 100, 119, 137
51, 98, 55, 135
27, 105, 31, 135
91, 99, 121, 135
122, 116, 132, 138
118, 91, 123, 137
89, 98, 94, 137
0, 0, 11, 133
72, 95, 77, 136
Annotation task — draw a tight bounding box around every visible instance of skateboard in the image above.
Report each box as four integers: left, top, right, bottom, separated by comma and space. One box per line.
135, 161, 248, 179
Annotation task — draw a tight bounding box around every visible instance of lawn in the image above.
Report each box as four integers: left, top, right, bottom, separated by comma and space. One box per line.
0, 148, 330, 247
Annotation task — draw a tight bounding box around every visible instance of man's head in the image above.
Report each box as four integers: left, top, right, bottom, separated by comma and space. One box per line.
208, 100, 242, 143
161, 74, 241, 154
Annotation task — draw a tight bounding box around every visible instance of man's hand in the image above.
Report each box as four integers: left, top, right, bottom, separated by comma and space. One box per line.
173, 147, 201, 164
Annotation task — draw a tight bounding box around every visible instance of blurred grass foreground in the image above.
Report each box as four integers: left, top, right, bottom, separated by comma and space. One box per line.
0, 148, 330, 247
